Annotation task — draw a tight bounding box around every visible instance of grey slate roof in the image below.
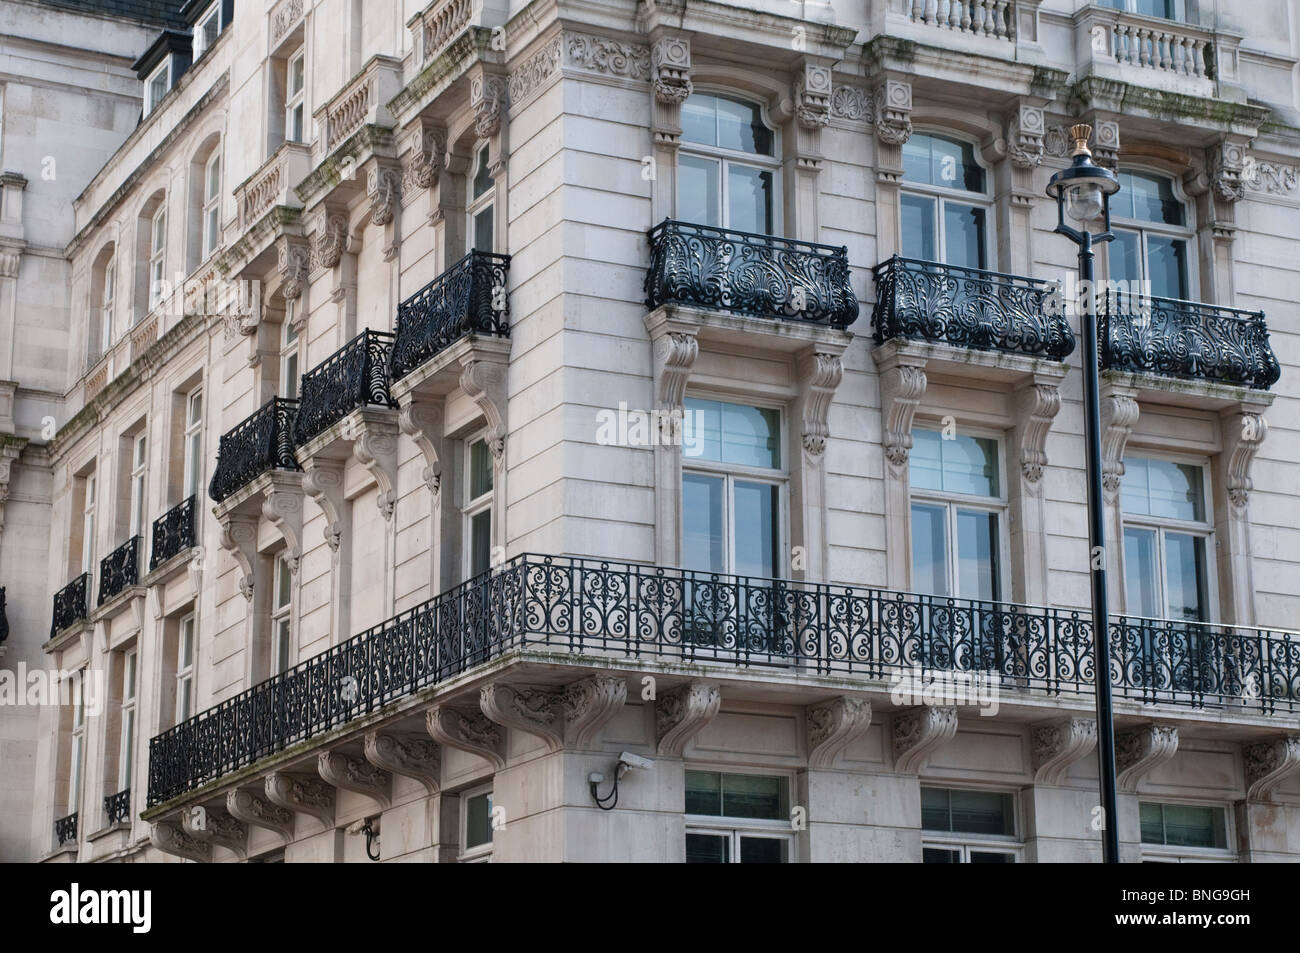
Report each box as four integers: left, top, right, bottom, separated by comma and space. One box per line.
30, 0, 188, 29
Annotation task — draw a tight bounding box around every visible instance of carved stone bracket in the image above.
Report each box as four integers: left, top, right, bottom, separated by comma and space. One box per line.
560, 674, 628, 749
364, 730, 441, 794
1031, 717, 1098, 786
427, 706, 506, 770
300, 458, 345, 552
351, 411, 401, 520
807, 696, 872, 769
182, 803, 247, 859
459, 351, 509, 462
876, 353, 928, 472
795, 63, 832, 130
1116, 724, 1179, 790
873, 79, 913, 146
367, 164, 403, 228
277, 236, 311, 302
892, 706, 958, 774
1222, 409, 1268, 510
216, 512, 259, 601
1009, 104, 1046, 169
402, 119, 446, 197
649, 325, 699, 415
150, 820, 211, 862
798, 349, 845, 458
396, 396, 445, 496
1208, 139, 1247, 203
1017, 380, 1062, 486
261, 473, 305, 574
265, 771, 335, 828
318, 749, 392, 809
311, 210, 347, 272
656, 680, 721, 757
470, 71, 508, 139
652, 35, 692, 105
226, 787, 294, 842
1100, 391, 1139, 501
1244, 736, 1300, 802
480, 682, 564, 753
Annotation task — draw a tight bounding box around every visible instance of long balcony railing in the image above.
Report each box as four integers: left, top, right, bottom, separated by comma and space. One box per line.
646, 220, 859, 328
293, 330, 398, 446
97, 536, 141, 606
1099, 290, 1280, 390
208, 398, 301, 504
389, 251, 511, 382
907, 1, 1016, 41
147, 554, 1300, 807
104, 789, 131, 826
51, 573, 90, 637
150, 496, 197, 571
54, 812, 77, 847
872, 256, 1076, 361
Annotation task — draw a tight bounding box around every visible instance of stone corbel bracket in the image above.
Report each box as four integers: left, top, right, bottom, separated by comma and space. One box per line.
318, 749, 392, 810
645, 312, 700, 440
396, 396, 445, 496
480, 682, 564, 753
150, 819, 212, 862
1116, 724, 1179, 790
1100, 389, 1139, 501
469, 69, 509, 140
651, 34, 693, 109
1017, 375, 1064, 487
560, 674, 628, 749
401, 118, 445, 201
427, 706, 506, 770
226, 787, 294, 843
798, 347, 847, 459
458, 345, 510, 463
216, 512, 259, 601
806, 696, 872, 769
277, 236, 311, 304
261, 472, 306, 573
874, 348, 928, 473
873, 78, 913, 146
265, 771, 336, 829
364, 730, 441, 794
892, 706, 958, 774
182, 803, 248, 860
655, 680, 722, 757
1243, 736, 1300, 803
1031, 717, 1098, 786
300, 458, 345, 553
1008, 103, 1046, 170
351, 410, 401, 520
1222, 406, 1269, 510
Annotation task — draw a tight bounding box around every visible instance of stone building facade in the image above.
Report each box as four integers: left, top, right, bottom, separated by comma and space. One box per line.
1, 0, 1298, 862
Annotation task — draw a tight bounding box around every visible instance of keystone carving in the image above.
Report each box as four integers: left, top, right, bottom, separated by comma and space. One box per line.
364, 731, 441, 794
1243, 736, 1300, 802
318, 749, 392, 809
480, 682, 564, 752
560, 674, 628, 749
806, 696, 872, 769
655, 680, 721, 757
1116, 724, 1179, 790
427, 706, 505, 769
1031, 717, 1098, 785
892, 706, 958, 774
226, 788, 294, 842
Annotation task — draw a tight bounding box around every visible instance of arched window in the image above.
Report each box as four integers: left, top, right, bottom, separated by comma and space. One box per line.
900, 132, 990, 270
202, 152, 221, 260
188, 137, 222, 271
679, 92, 778, 235
90, 244, 116, 357
1109, 170, 1192, 301
469, 143, 494, 253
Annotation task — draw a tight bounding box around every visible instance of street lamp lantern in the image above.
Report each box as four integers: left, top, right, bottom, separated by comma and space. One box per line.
1046, 123, 1123, 865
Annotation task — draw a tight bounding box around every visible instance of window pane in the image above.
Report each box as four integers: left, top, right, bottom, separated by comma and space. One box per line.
465, 793, 493, 849
1164, 533, 1206, 622
739, 837, 787, 863
908, 428, 944, 492
1146, 235, 1189, 300
470, 510, 492, 576
1120, 170, 1185, 226
683, 397, 722, 463
900, 193, 937, 261
902, 134, 983, 192
1139, 801, 1165, 844
275, 619, 290, 673
180, 620, 194, 668
726, 164, 773, 235
721, 773, 785, 820
684, 771, 722, 816
470, 439, 494, 498
923, 847, 960, 863
289, 55, 304, 95
125, 654, 137, 698
1135, 0, 1176, 18
910, 503, 948, 597
1124, 527, 1160, 618
473, 208, 493, 253
276, 557, 291, 608
914, 433, 997, 497
1123, 457, 1204, 521
948, 789, 1014, 836
920, 787, 950, 831
685, 833, 729, 863
732, 481, 778, 579
679, 155, 720, 228
472, 145, 493, 198
1110, 229, 1142, 288
1161, 804, 1225, 849
682, 95, 719, 148
206, 156, 220, 198
721, 403, 779, 469
902, 137, 932, 186
178, 678, 192, 721
970, 851, 1015, 863
716, 96, 772, 156
944, 203, 987, 270
682, 473, 725, 573
956, 509, 999, 601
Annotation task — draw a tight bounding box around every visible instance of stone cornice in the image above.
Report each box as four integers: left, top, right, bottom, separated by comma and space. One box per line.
1069, 76, 1270, 137
294, 126, 396, 208
639, 0, 857, 60
862, 35, 1068, 102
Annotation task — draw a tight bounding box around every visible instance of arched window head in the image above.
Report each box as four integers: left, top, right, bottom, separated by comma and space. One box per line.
679, 93, 778, 235
682, 93, 774, 156
902, 133, 986, 194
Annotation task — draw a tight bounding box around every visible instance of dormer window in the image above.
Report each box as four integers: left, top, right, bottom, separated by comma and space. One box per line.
193, 2, 222, 60
145, 62, 170, 116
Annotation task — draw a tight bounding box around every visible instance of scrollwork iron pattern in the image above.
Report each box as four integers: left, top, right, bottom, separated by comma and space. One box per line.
871, 256, 1075, 360
207, 398, 302, 503
146, 554, 1300, 807
104, 789, 131, 825
389, 251, 511, 381
292, 330, 398, 446
54, 812, 77, 847
97, 535, 141, 606
150, 496, 197, 570
1099, 289, 1280, 390
51, 573, 90, 637
645, 219, 859, 328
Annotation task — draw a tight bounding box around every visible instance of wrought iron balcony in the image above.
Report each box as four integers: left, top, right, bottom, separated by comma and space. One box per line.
54, 812, 77, 847
871, 256, 1076, 361
293, 330, 398, 446
389, 250, 511, 382
208, 398, 301, 504
1099, 290, 1280, 390
645, 219, 859, 328
104, 789, 131, 825
150, 496, 197, 571
97, 536, 141, 606
147, 554, 1300, 807
51, 573, 90, 637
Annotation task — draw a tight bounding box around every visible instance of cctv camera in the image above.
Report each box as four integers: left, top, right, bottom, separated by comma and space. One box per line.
618, 751, 654, 771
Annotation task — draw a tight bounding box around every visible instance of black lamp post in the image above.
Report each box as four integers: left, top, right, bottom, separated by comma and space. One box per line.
1046, 124, 1122, 865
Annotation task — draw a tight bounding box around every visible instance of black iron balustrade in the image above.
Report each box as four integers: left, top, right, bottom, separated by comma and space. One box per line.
147, 554, 1300, 807
871, 256, 1076, 360
54, 812, 77, 847
51, 573, 91, 637
97, 536, 141, 606
293, 330, 399, 446
104, 789, 131, 825
645, 219, 859, 328
0, 586, 8, 646
1099, 289, 1280, 390
389, 250, 511, 381
150, 496, 197, 570
207, 397, 301, 504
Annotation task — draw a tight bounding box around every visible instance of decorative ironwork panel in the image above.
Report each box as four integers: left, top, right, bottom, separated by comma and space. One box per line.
150, 496, 197, 571
51, 573, 90, 637
645, 219, 859, 328
104, 789, 131, 825
1100, 290, 1280, 390
293, 330, 399, 445
207, 398, 301, 503
871, 256, 1075, 360
54, 812, 78, 847
390, 251, 511, 381
97, 536, 141, 606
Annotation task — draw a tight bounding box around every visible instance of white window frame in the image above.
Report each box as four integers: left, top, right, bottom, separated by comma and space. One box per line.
683, 767, 795, 864
176, 613, 196, 724
463, 434, 494, 579
81, 474, 97, 574
144, 61, 170, 116
271, 553, 293, 675
100, 255, 116, 354
118, 648, 137, 792
285, 47, 306, 144
1110, 167, 1197, 303
468, 143, 495, 254
678, 89, 782, 235
148, 205, 167, 312
899, 129, 995, 269
920, 785, 1022, 863
280, 313, 300, 399
129, 432, 147, 538
202, 151, 221, 261
1139, 800, 1235, 863
183, 387, 203, 500
68, 673, 86, 814
908, 426, 1010, 601
459, 784, 495, 862
193, 1, 222, 59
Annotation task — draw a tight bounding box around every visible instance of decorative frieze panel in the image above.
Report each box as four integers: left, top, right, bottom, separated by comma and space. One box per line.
830, 85, 872, 122
1245, 160, 1298, 195
566, 33, 650, 80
